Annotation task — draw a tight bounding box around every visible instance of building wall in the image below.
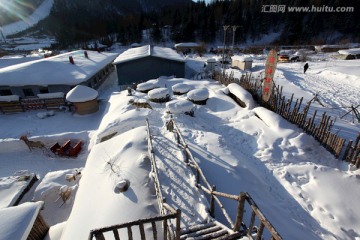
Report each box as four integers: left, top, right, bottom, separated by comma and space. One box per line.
115, 56, 185, 86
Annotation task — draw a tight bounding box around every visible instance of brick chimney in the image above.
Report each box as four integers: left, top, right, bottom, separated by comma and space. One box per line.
69, 56, 74, 64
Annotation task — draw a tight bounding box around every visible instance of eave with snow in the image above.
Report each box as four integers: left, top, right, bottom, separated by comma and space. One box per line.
337, 48, 360, 60
113, 45, 185, 87
174, 42, 201, 54
0, 50, 118, 98
0, 201, 49, 240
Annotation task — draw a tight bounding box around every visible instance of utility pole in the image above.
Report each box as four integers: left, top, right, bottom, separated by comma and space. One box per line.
222, 25, 230, 77
231, 25, 239, 52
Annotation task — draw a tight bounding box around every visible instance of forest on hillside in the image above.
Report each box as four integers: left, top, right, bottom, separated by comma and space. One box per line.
35, 0, 360, 48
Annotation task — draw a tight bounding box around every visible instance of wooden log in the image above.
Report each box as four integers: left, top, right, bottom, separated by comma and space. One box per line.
151, 222, 157, 240
233, 193, 246, 232
352, 146, 360, 164
175, 209, 181, 240
247, 211, 256, 236
139, 223, 146, 240
210, 185, 216, 217
163, 220, 168, 240
94, 232, 105, 240
113, 229, 120, 240
355, 156, 360, 168
256, 222, 265, 240
127, 226, 133, 240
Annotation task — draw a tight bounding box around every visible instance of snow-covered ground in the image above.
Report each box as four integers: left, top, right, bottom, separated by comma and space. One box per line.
0, 52, 359, 240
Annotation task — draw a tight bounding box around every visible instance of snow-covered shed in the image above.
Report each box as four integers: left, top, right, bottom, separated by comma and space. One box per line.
0, 50, 118, 98
113, 45, 185, 87
66, 85, 99, 115
231, 56, 253, 70
338, 48, 360, 60
174, 42, 201, 54
0, 201, 49, 240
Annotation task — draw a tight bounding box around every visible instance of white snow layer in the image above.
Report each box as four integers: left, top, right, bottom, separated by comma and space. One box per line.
60, 127, 159, 240
148, 87, 169, 99
338, 48, 360, 55
187, 88, 209, 101
231, 55, 253, 62
172, 83, 190, 93
37, 92, 64, 99
113, 45, 184, 64
227, 83, 256, 109
66, 85, 98, 102
0, 95, 20, 102
0, 50, 118, 86
166, 99, 194, 114
0, 201, 43, 240
136, 79, 159, 91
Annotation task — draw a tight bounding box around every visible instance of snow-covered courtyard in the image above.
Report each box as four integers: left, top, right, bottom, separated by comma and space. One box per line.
0, 52, 359, 240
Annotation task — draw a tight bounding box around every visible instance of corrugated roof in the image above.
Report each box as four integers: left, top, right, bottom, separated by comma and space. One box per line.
0, 50, 118, 87
113, 45, 184, 64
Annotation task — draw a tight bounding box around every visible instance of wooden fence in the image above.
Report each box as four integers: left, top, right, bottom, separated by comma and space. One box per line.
213, 72, 360, 168
166, 118, 283, 240
0, 97, 66, 114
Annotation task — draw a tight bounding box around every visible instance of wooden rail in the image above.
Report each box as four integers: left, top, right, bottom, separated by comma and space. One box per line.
213, 72, 360, 168
89, 207, 181, 240
166, 118, 282, 240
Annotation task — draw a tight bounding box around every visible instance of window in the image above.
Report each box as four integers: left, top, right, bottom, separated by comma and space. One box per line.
39, 87, 49, 94
0, 89, 12, 96
23, 88, 35, 97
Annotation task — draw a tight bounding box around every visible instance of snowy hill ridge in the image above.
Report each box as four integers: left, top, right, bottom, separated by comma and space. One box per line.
1, 0, 54, 37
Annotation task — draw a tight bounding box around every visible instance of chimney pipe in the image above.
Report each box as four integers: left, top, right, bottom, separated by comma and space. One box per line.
69, 56, 74, 64
84, 51, 88, 58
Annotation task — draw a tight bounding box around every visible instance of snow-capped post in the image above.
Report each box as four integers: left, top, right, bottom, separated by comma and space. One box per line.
69, 56, 74, 64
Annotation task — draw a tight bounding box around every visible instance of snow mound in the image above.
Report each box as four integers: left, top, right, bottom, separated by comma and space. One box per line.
148, 88, 170, 100
227, 83, 256, 109
166, 99, 194, 114
136, 79, 159, 92
172, 83, 190, 94
187, 88, 209, 101
66, 85, 98, 102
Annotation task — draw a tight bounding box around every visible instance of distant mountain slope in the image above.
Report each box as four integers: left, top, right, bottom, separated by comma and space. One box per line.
1, 0, 54, 37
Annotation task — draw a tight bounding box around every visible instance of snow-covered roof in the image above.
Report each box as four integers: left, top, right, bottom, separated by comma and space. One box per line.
231, 55, 253, 62
66, 85, 98, 102
338, 48, 360, 55
0, 95, 20, 102
0, 201, 43, 240
113, 45, 185, 64
61, 127, 159, 239
0, 171, 35, 208
0, 50, 118, 87
174, 42, 200, 48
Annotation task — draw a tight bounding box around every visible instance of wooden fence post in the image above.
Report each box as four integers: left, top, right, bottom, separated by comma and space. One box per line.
210, 185, 216, 218
233, 192, 246, 232
175, 209, 181, 240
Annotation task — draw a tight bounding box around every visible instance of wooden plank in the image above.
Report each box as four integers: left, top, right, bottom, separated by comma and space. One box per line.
139, 223, 146, 240
127, 226, 133, 240
152, 222, 157, 240
113, 229, 120, 240
255, 223, 265, 240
